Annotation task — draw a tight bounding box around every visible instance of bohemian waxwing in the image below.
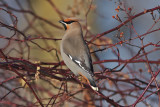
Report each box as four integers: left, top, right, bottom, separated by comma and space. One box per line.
59, 18, 98, 91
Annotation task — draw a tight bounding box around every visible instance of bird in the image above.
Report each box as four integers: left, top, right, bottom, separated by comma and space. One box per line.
59, 18, 98, 91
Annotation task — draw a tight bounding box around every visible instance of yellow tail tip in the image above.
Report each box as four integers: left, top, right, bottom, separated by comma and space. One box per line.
91, 86, 98, 91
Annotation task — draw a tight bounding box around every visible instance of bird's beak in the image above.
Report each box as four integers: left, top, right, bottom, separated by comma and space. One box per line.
59, 20, 65, 24
59, 20, 67, 30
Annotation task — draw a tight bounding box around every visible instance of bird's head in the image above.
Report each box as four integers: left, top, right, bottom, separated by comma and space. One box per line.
59, 18, 81, 30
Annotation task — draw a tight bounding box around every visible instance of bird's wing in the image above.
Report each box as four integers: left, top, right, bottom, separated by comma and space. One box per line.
82, 41, 94, 73
62, 37, 94, 76
66, 53, 94, 77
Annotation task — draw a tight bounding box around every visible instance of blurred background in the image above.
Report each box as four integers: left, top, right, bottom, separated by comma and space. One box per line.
0, 0, 160, 106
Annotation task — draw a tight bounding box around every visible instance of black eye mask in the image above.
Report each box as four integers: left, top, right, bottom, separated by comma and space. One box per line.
65, 20, 75, 24
59, 20, 76, 30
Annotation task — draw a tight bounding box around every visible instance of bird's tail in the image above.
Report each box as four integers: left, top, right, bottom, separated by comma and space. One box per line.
88, 78, 98, 91
79, 72, 98, 91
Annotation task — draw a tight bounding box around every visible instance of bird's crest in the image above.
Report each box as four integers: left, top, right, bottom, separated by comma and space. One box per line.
63, 17, 82, 22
